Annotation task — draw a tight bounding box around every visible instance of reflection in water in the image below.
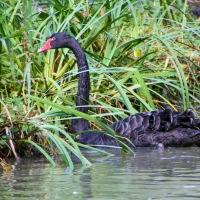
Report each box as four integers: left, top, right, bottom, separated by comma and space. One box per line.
1, 148, 200, 200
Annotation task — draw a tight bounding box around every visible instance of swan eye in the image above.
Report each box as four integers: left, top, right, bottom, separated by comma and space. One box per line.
64, 35, 72, 39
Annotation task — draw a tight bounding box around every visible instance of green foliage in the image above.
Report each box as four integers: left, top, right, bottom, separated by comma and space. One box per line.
0, 0, 200, 166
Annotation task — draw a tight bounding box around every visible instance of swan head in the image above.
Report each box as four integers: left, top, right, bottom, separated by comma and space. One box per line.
37, 32, 74, 53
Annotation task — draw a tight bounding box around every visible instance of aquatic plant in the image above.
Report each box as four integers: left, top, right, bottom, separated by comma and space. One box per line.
0, 0, 199, 167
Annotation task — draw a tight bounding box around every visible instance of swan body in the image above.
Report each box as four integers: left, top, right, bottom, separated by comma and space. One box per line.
38, 32, 200, 147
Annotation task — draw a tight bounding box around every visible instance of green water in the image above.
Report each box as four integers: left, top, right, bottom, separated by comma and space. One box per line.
1, 147, 200, 200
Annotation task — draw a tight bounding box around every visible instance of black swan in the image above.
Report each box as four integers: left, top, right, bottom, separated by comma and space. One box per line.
38, 32, 200, 147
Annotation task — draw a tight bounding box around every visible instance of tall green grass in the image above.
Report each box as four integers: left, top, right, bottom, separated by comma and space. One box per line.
0, 0, 199, 167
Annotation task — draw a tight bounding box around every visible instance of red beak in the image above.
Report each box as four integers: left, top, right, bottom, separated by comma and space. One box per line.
37, 38, 54, 53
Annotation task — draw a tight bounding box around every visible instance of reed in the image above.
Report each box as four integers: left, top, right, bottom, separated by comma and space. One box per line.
0, 0, 199, 166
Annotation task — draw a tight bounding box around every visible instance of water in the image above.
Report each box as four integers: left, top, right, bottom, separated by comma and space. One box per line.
1, 147, 200, 200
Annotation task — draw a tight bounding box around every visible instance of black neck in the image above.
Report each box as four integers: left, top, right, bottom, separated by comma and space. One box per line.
69, 40, 90, 133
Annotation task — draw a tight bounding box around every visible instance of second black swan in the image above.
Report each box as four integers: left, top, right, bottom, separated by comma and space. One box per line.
38, 32, 200, 147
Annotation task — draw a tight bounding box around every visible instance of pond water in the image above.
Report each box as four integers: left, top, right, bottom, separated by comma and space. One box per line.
1, 147, 200, 200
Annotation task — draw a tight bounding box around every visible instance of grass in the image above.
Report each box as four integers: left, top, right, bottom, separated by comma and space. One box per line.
0, 0, 200, 167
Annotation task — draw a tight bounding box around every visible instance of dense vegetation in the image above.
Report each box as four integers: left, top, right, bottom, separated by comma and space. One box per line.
0, 0, 200, 168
